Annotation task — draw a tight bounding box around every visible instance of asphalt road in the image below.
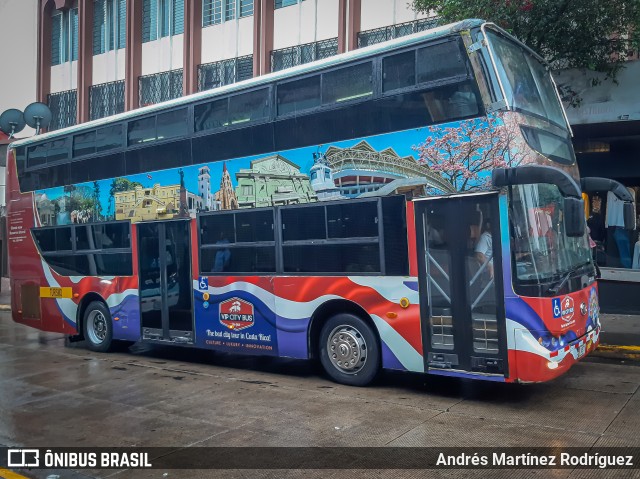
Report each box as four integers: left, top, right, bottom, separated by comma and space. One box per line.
1, 312, 639, 479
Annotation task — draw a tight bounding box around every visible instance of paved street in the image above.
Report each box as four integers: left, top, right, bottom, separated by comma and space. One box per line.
1, 312, 639, 479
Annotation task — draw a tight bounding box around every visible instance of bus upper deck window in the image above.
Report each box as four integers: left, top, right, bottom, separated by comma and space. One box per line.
27, 144, 47, 168
277, 76, 321, 116
416, 41, 467, 84
157, 108, 188, 141
128, 116, 156, 145
383, 51, 416, 92
73, 131, 96, 157
229, 88, 269, 125
195, 98, 229, 132
322, 62, 373, 105
96, 125, 123, 152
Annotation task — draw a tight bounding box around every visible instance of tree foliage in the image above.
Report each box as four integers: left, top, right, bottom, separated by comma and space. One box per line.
414, 114, 528, 191
412, 0, 640, 78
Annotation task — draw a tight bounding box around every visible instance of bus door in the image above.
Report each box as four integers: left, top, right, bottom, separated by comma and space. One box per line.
414, 192, 508, 377
137, 219, 194, 344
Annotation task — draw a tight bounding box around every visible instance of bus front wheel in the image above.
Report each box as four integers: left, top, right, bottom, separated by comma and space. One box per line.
83, 301, 114, 353
319, 314, 380, 387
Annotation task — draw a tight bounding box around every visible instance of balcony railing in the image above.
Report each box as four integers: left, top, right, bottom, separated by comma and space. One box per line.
90, 80, 125, 121
357, 17, 440, 48
271, 37, 338, 72
47, 89, 77, 131
139, 69, 184, 107
198, 55, 253, 92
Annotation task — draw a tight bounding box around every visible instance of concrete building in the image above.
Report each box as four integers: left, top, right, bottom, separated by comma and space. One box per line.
10, 0, 433, 131
555, 60, 640, 313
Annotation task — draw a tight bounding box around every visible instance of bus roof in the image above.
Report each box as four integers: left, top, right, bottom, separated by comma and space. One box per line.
12, 18, 485, 150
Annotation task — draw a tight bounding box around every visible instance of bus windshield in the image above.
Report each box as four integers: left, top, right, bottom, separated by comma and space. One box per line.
510, 184, 593, 285
486, 30, 567, 130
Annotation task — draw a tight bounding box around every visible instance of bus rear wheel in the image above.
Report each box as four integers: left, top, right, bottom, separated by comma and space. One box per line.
319, 314, 380, 387
83, 301, 114, 353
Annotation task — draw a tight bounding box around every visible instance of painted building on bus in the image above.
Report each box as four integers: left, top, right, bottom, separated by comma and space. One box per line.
325, 140, 443, 197
215, 163, 239, 210
235, 155, 317, 208
114, 183, 202, 221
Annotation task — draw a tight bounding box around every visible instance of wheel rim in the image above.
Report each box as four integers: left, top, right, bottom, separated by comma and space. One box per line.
87, 310, 108, 345
326, 325, 367, 374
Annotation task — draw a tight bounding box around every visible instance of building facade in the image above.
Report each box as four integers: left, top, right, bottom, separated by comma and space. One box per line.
27, 0, 433, 130
556, 61, 640, 313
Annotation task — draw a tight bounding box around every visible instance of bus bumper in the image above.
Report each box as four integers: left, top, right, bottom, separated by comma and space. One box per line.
510, 326, 601, 383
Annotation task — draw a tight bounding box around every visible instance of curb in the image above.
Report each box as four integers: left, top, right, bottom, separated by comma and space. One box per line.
0, 304, 10, 311
592, 344, 640, 361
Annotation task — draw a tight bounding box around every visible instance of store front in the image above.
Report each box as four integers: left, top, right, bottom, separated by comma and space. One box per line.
557, 61, 640, 313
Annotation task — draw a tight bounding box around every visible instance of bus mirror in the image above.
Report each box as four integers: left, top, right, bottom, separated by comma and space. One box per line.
624, 202, 636, 230
564, 197, 586, 237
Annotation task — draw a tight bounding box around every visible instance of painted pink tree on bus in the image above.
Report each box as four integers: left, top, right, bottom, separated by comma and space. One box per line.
414, 113, 530, 192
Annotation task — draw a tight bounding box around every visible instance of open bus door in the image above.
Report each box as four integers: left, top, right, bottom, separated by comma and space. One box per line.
137, 219, 194, 344
414, 192, 509, 378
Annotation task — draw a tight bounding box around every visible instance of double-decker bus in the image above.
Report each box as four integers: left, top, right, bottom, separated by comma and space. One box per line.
6, 20, 634, 385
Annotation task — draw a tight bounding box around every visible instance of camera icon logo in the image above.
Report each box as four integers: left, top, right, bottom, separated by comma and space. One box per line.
7, 449, 40, 467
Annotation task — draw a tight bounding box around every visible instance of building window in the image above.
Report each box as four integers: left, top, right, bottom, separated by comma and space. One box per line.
47, 89, 78, 131
203, 0, 252, 26
197, 55, 253, 92
274, 0, 303, 9
143, 0, 184, 43
357, 17, 440, 48
94, 0, 126, 55
139, 69, 184, 107
51, 7, 79, 66
89, 80, 125, 120
271, 38, 338, 72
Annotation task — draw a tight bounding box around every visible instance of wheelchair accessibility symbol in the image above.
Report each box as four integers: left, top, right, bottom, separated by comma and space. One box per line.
553, 296, 575, 322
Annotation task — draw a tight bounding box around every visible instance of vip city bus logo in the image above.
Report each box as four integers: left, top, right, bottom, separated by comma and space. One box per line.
553, 296, 575, 322
219, 297, 255, 331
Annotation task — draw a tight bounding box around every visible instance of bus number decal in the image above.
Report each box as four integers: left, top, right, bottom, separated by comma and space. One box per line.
40, 287, 73, 299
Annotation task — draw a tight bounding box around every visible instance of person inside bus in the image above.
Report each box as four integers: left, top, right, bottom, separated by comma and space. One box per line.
474, 218, 494, 279
213, 232, 231, 272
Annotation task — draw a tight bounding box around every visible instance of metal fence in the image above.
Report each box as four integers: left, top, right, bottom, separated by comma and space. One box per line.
139, 69, 184, 107
358, 17, 440, 48
197, 55, 253, 92
47, 89, 77, 131
89, 80, 125, 121
271, 37, 338, 72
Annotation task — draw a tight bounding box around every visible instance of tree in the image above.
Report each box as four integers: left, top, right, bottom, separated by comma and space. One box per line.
414, 114, 529, 191
412, 0, 640, 104
93, 181, 101, 221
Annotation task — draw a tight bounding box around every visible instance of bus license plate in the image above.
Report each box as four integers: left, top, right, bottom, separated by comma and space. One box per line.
578, 343, 586, 358
40, 287, 72, 299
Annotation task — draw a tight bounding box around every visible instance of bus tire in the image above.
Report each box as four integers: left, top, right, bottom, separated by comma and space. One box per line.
83, 301, 114, 353
319, 314, 380, 387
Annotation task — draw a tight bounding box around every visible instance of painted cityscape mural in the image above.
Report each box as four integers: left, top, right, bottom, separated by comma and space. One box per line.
34, 113, 531, 226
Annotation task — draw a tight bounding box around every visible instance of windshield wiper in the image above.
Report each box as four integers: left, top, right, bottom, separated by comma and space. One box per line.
546, 262, 591, 296
547, 271, 572, 296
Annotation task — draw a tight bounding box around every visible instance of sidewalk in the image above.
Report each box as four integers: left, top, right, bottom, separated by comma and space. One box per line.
0, 279, 637, 358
